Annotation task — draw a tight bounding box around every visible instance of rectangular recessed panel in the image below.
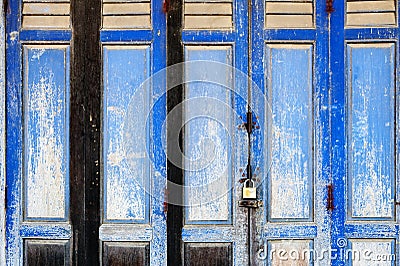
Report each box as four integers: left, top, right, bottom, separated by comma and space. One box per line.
347, 43, 395, 219
268, 239, 312, 265
346, 0, 396, 27
266, 44, 313, 221
103, 46, 150, 222
22, 1, 70, 29
103, 242, 150, 266
265, 0, 314, 28
184, 243, 232, 266
24, 45, 70, 220
24, 239, 70, 266
184, 46, 233, 224
102, 1, 151, 29
184, 1, 233, 29
350, 239, 395, 265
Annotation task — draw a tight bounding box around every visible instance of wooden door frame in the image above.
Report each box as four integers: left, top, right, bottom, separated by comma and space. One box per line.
70, 0, 102, 264
0, 0, 6, 264
166, 0, 184, 265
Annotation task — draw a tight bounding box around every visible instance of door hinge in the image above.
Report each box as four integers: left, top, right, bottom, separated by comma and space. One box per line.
326, 0, 334, 14
162, 0, 170, 13
327, 184, 334, 211
163, 188, 169, 215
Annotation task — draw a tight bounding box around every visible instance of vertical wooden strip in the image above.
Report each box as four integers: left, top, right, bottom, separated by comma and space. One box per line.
167, 0, 184, 264
6, 0, 23, 262
70, 0, 101, 263
0, 0, 5, 262
266, 44, 314, 221
347, 43, 395, 219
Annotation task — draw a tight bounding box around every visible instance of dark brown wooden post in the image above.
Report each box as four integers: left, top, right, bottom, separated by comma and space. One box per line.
70, 0, 102, 264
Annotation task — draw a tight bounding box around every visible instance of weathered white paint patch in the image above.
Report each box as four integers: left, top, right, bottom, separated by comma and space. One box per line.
25, 47, 68, 219
99, 224, 152, 241
270, 126, 311, 219
269, 239, 312, 266
350, 239, 394, 266
185, 118, 230, 222
105, 105, 147, 221
0, 0, 5, 262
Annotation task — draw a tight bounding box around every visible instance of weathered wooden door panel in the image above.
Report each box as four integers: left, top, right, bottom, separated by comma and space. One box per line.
5, 0, 400, 265
100, 0, 167, 264
23, 46, 70, 222
180, 0, 249, 264
331, 0, 399, 263
6, 0, 72, 262
251, 0, 331, 265
6, 0, 167, 264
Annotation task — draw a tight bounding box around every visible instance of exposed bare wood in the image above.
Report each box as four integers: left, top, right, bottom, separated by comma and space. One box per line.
184, 16, 232, 29
103, 15, 151, 29
22, 16, 70, 29
265, 14, 313, 28
103, 3, 150, 15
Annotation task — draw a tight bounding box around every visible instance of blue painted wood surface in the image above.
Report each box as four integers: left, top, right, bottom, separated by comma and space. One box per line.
265, 44, 313, 221
4, 0, 400, 264
99, 0, 167, 264
331, 0, 400, 265
6, 0, 73, 262
24, 46, 70, 221
347, 43, 395, 220
103, 46, 150, 223
181, 1, 250, 264
252, 0, 332, 264
184, 46, 233, 224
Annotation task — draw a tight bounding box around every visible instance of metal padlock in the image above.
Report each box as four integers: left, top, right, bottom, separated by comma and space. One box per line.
242, 180, 257, 199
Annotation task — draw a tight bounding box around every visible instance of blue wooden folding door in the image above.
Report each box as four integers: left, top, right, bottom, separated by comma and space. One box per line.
4, 0, 399, 265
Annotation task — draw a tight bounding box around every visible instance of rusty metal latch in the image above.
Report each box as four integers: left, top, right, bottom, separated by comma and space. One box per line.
239, 199, 263, 208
